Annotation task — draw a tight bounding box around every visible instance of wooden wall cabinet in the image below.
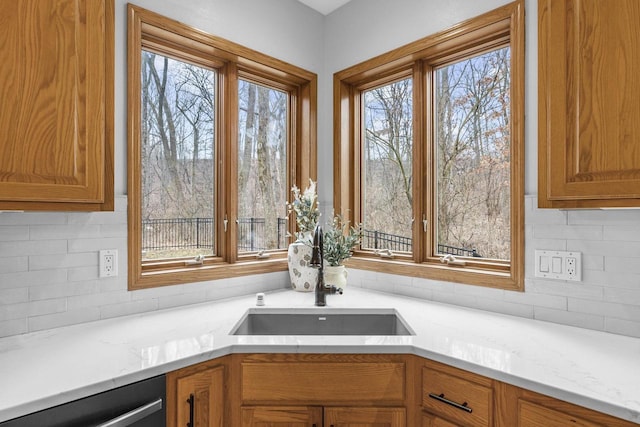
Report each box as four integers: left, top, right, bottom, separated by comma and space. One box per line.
166, 359, 227, 427
538, 0, 640, 208
0, 0, 114, 211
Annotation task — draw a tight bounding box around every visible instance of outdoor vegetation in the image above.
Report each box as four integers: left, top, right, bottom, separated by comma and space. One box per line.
140, 45, 511, 262
363, 46, 511, 260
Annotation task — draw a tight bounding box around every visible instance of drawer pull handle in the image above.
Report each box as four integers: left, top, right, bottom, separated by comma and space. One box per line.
428, 392, 473, 413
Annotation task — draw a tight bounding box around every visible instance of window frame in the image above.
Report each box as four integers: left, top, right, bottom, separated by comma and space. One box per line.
127, 5, 317, 290
333, 1, 524, 291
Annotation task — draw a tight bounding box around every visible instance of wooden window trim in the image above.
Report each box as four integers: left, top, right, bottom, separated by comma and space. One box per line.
127, 5, 317, 290
333, 1, 524, 291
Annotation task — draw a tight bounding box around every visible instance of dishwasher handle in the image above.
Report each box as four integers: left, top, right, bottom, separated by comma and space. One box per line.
96, 398, 163, 427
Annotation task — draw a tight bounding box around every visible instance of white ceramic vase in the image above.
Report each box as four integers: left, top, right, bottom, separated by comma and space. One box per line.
287, 237, 317, 292
324, 265, 348, 289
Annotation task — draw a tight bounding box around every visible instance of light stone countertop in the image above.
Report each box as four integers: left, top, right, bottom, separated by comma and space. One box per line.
0, 288, 638, 423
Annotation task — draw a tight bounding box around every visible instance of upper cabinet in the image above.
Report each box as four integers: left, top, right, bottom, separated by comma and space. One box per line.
538, 0, 640, 208
0, 0, 114, 211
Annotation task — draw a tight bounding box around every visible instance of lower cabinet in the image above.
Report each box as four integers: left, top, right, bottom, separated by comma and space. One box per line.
421, 360, 492, 427
166, 357, 227, 427
242, 406, 405, 427
421, 413, 460, 427
164, 353, 638, 427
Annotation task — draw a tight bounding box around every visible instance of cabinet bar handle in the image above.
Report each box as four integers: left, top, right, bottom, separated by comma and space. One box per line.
428, 392, 473, 413
186, 393, 195, 427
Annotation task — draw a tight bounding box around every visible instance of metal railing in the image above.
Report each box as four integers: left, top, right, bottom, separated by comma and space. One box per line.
142, 217, 287, 252
362, 229, 481, 257
142, 218, 481, 257
362, 229, 413, 252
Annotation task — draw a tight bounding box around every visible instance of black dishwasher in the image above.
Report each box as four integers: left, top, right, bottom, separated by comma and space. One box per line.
0, 374, 165, 427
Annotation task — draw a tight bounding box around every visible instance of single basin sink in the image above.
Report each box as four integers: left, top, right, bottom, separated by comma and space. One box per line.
229, 308, 414, 336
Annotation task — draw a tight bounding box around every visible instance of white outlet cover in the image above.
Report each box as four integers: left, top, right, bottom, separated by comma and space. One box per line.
534, 250, 581, 281
99, 249, 118, 278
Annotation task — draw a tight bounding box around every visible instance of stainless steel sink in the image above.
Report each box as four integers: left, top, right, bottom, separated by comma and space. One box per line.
229, 308, 414, 336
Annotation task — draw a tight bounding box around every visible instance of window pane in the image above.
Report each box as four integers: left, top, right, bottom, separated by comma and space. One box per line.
237, 80, 288, 253
140, 51, 216, 261
362, 79, 413, 252
435, 47, 511, 261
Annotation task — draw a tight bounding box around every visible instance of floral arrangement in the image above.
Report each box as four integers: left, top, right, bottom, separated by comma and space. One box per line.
323, 214, 362, 266
286, 179, 320, 242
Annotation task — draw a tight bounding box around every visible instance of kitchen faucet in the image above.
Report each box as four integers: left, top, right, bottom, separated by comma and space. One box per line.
310, 224, 343, 306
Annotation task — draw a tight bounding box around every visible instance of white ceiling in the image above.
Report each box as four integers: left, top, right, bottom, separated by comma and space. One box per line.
297, 0, 352, 15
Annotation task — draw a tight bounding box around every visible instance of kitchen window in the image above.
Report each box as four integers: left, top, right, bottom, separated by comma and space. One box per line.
127, 5, 317, 289
334, 1, 524, 290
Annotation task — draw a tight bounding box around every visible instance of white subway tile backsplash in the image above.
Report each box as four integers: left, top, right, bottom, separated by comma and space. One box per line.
568, 209, 640, 225
29, 281, 98, 301
0, 269, 68, 289
29, 224, 102, 241
28, 307, 101, 332
604, 256, 640, 274
0, 319, 27, 337
534, 306, 604, 331
0, 240, 67, 257
0, 226, 29, 241
604, 318, 640, 338
0, 257, 28, 274
533, 225, 603, 241
100, 298, 159, 319
67, 291, 131, 310
29, 253, 97, 271
568, 298, 640, 322
603, 225, 640, 241
603, 287, 640, 306
1, 194, 640, 339
0, 288, 28, 305
0, 299, 66, 322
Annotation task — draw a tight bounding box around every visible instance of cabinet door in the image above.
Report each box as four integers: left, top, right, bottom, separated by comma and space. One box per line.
518, 400, 602, 427
538, 0, 640, 207
0, 0, 113, 210
324, 407, 405, 427
422, 413, 460, 427
241, 406, 323, 427
173, 364, 225, 427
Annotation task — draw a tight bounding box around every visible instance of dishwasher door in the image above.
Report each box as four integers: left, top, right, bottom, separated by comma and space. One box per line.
0, 374, 166, 427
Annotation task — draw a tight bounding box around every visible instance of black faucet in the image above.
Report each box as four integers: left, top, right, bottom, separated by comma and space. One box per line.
310, 224, 343, 306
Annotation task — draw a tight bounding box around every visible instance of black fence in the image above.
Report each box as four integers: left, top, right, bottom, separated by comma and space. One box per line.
142, 218, 480, 257
142, 217, 287, 253
362, 229, 413, 252
237, 217, 288, 252
142, 218, 214, 251
362, 229, 481, 257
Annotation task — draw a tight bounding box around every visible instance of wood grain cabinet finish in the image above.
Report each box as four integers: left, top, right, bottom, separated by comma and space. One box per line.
0, 0, 114, 211
421, 413, 460, 427
166, 361, 226, 427
421, 360, 493, 427
241, 406, 405, 427
241, 406, 323, 427
324, 407, 406, 427
538, 0, 640, 208
495, 382, 639, 427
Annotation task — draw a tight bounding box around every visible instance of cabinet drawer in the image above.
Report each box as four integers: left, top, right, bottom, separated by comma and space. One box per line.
242, 361, 405, 403
422, 367, 492, 427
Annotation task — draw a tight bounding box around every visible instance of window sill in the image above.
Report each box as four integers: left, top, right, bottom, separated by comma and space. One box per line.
345, 256, 523, 292
129, 257, 288, 290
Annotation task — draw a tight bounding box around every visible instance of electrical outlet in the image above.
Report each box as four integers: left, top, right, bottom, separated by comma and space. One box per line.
99, 249, 118, 278
535, 250, 581, 281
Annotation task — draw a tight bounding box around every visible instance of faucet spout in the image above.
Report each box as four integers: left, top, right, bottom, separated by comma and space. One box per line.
310, 225, 343, 306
